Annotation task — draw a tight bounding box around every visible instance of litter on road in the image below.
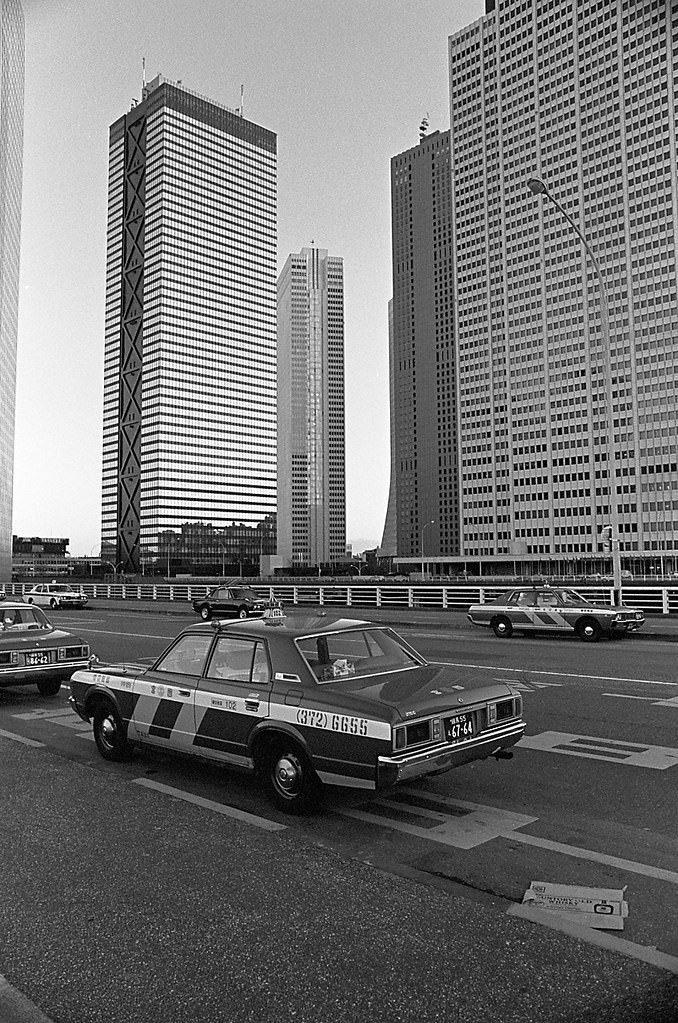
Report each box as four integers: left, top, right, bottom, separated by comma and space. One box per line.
522, 881, 629, 930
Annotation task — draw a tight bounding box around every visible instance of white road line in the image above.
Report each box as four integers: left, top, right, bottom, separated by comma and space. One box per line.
436, 660, 678, 688
506, 832, 678, 885
507, 904, 678, 975
340, 792, 537, 849
0, 727, 44, 748
131, 778, 287, 832
55, 626, 170, 640
602, 693, 656, 701
520, 731, 678, 769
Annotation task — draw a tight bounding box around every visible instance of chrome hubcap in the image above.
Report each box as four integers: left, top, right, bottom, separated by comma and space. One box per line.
274, 754, 301, 796
101, 716, 116, 748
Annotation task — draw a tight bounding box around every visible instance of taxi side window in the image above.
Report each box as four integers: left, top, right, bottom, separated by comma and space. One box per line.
509, 591, 536, 606
205, 637, 269, 683
154, 634, 213, 676
537, 592, 558, 607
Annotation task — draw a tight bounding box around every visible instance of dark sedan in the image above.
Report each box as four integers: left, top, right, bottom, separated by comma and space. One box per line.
191, 585, 273, 620
0, 600, 91, 696
69, 610, 525, 812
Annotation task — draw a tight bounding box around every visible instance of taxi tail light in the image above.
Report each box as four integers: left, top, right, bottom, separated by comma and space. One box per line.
488, 696, 521, 725
0, 651, 19, 664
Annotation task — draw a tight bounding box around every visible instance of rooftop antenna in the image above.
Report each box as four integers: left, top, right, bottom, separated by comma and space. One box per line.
419, 113, 429, 142
240, 84, 244, 117
142, 56, 146, 90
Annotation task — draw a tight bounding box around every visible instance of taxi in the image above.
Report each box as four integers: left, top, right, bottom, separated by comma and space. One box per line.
69, 610, 525, 813
0, 599, 91, 696
25, 582, 88, 610
467, 587, 645, 642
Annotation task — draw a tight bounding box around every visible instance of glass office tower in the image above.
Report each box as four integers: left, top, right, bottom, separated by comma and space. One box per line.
386, 130, 459, 560
277, 247, 346, 567
0, 0, 24, 582
102, 75, 277, 575
450, 0, 678, 566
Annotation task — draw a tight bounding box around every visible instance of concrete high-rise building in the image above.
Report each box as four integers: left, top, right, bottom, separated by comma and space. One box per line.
450, 0, 678, 565
0, 0, 24, 582
277, 247, 346, 567
102, 75, 277, 575
385, 129, 459, 561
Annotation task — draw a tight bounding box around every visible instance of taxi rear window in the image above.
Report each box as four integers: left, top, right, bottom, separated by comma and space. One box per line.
296, 628, 422, 683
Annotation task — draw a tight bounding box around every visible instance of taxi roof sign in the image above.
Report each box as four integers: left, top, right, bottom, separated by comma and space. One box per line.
263, 606, 286, 626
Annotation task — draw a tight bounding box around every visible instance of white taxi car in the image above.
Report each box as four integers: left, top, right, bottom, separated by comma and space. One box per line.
25, 582, 89, 610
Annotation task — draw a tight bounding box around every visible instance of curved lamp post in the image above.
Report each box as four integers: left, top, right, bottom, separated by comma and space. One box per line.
420, 519, 435, 576
527, 177, 622, 604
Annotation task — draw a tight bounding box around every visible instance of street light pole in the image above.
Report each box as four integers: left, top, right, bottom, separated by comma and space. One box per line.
420, 519, 435, 576
527, 178, 622, 604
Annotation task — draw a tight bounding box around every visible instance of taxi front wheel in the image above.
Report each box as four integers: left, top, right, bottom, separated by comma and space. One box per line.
491, 615, 513, 639
93, 703, 130, 761
261, 740, 321, 814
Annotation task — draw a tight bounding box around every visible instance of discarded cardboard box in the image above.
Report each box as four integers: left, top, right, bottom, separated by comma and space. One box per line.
522, 881, 629, 931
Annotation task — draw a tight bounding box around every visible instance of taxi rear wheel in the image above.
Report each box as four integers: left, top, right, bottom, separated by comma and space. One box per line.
261, 739, 320, 814
199, 605, 211, 620
237, 607, 248, 619
491, 615, 513, 639
576, 617, 601, 643
93, 702, 130, 761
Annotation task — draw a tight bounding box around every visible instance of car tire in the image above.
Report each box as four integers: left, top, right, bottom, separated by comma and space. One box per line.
49, 598, 58, 609
26, 596, 33, 603
260, 738, 321, 814
576, 617, 601, 643
491, 615, 513, 639
37, 678, 63, 697
237, 607, 248, 620
93, 702, 130, 761
199, 605, 211, 621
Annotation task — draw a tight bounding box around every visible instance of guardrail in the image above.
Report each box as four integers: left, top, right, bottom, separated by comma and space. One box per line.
3, 582, 678, 614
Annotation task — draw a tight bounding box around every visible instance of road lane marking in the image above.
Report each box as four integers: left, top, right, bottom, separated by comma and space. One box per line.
436, 661, 678, 688
53, 626, 170, 640
520, 731, 678, 769
507, 904, 678, 975
340, 790, 537, 849
603, 693, 678, 707
131, 778, 287, 832
0, 727, 45, 747
506, 832, 678, 885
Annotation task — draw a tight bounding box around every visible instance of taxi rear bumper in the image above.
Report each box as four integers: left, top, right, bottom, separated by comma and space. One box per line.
377, 719, 526, 788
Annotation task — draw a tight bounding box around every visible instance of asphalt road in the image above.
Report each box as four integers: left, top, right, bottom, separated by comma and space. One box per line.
1, 603, 677, 1022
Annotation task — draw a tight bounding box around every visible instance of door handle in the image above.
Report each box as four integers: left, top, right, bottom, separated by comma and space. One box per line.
178, 689, 191, 697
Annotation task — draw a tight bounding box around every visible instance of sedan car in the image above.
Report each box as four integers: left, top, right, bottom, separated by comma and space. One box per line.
25, 582, 88, 610
69, 611, 525, 813
468, 587, 645, 642
0, 600, 91, 696
191, 585, 273, 620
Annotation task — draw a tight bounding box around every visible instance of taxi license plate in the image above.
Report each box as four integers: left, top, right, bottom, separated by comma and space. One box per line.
444, 712, 474, 743
26, 652, 50, 666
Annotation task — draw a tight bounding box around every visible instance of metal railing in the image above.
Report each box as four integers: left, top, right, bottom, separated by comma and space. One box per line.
3, 582, 677, 614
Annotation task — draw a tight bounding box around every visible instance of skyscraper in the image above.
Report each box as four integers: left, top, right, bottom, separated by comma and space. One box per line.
102, 75, 277, 575
0, 0, 24, 582
450, 0, 678, 565
385, 129, 458, 561
277, 247, 346, 567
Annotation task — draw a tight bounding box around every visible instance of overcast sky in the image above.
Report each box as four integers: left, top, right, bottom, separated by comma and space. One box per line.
14, 0, 482, 556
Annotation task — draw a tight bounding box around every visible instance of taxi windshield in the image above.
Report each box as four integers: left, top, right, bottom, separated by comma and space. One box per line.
560, 589, 589, 606
296, 627, 423, 683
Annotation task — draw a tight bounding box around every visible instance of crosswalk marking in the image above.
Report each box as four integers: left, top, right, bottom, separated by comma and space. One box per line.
339, 789, 537, 849
520, 731, 678, 769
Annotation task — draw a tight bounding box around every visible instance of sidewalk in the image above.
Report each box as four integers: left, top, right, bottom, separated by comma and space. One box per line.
86, 597, 678, 641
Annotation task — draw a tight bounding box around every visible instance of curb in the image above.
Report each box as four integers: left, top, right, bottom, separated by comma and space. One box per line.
0, 976, 54, 1023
